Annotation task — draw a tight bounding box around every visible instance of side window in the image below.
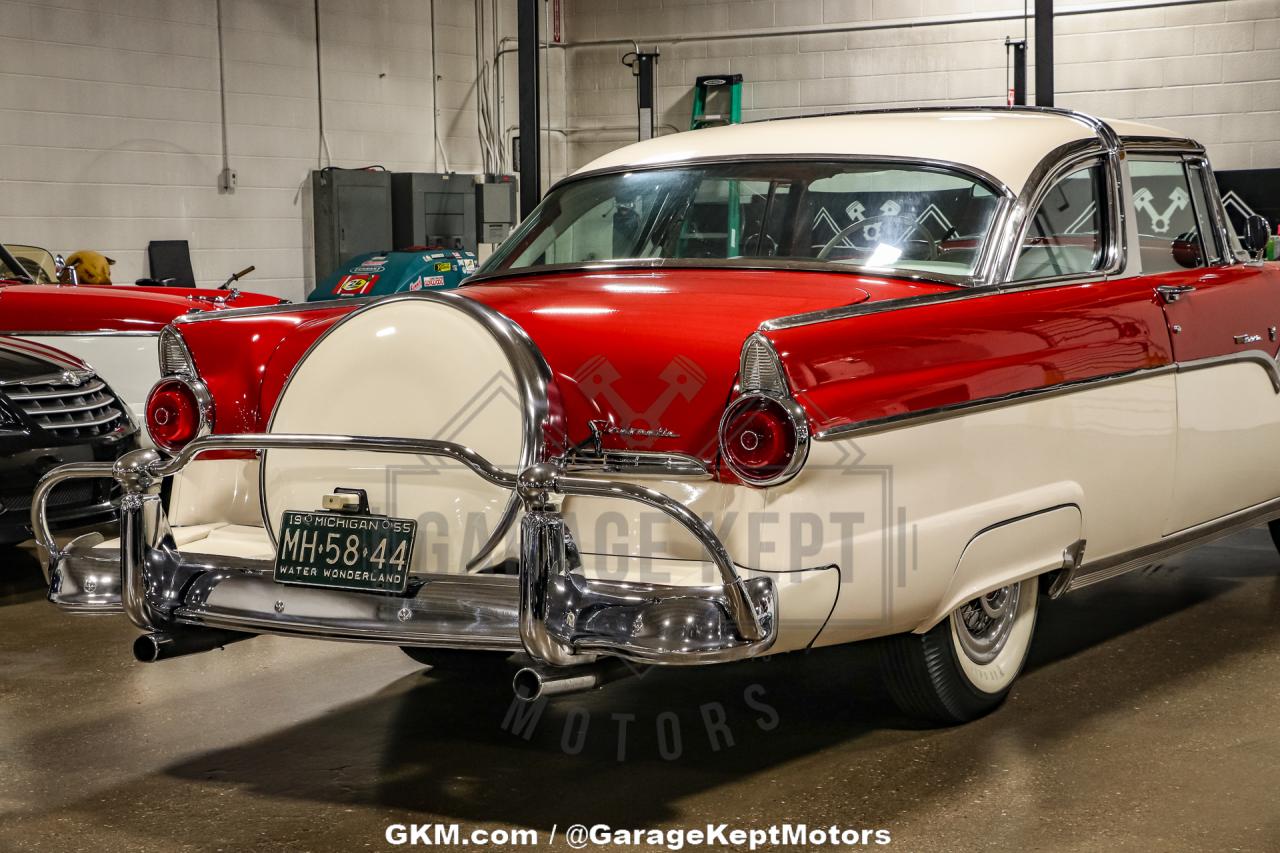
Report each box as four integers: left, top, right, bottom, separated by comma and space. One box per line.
1012, 163, 1106, 281
1129, 159, 1206, 273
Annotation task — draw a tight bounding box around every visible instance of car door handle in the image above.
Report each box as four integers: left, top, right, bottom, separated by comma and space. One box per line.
1156, 284, 1196, 304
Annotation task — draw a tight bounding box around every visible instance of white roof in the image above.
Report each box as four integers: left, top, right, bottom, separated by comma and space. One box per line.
574, 110, 1186, 196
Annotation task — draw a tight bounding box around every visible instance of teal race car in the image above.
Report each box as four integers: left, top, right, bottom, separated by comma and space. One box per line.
306, 248, 478, 302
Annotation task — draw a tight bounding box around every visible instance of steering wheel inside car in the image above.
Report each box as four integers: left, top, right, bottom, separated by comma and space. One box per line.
817, 214, 938, 261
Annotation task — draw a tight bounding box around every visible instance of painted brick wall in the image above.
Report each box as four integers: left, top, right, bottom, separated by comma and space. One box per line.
0, 0, 482, 300
559, 0, 1280, 179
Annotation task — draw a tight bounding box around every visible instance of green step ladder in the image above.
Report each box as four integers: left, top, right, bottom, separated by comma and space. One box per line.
681, 74, 747, 258
690, 73, 743, 130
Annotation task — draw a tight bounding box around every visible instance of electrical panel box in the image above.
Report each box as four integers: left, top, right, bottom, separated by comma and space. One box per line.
391, 172, 477, 253
390, 173, 520, 254
477, 178, 518, 245
312, 169, 393, 284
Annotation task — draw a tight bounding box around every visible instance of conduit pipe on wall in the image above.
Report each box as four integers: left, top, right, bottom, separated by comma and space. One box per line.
563, 0, 1221, 47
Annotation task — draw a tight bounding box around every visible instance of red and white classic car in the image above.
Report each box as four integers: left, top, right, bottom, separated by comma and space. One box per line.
0, 243, 282, 423
35, 107, 1277, 723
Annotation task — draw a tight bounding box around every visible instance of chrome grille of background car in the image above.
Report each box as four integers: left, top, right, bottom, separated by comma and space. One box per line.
2, 374, 126, 438
1, 481, 94, 513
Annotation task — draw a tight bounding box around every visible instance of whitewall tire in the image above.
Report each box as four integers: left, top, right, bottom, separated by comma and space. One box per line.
878, 577, 1039, 724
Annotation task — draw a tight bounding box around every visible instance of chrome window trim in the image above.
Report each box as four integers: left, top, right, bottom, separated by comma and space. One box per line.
754, 105, 1122, 152
257, 290, 555, 571
542, 152, 1016, 203
1185, 158, 1227, 266
761, 134, 1196, 332
468, 256, 974, 289
471, 152, 1017, 290
1195, 156, 1249, 265
1119, 135, 1204, 154
1125, 148, 1228, 269
997, 142, 1126, 285
812, 349, 1280, 442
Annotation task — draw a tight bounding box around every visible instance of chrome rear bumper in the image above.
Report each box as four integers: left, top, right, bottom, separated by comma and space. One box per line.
35, 434, 776, 667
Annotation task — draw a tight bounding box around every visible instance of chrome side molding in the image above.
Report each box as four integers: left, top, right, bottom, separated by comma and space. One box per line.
1067, 496, 1280, 592
813, 350, 1280, 442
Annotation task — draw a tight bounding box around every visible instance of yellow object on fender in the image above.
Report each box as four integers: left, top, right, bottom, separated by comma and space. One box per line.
62, 250, 115, 284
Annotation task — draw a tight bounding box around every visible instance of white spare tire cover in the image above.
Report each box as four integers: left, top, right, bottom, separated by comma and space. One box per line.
262, 297, 531, 574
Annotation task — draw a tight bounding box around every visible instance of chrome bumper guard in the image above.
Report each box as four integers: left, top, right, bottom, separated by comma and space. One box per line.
34, 434, 776, 666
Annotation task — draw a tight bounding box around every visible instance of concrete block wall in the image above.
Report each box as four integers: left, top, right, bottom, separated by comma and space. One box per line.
0, 0, 483, 300
559, 0, 1280, 179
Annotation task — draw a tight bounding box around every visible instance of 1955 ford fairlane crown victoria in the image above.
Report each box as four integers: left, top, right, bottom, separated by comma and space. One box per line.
34, 107, 1279, 723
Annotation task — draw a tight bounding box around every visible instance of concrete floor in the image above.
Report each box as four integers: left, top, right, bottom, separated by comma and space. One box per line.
2, 528, 1279, 853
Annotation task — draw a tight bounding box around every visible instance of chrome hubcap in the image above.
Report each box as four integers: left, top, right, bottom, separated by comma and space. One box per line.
953, 583, 1020, 665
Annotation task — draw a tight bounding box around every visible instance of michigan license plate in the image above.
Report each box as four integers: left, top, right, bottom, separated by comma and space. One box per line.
274, 510, 416, 594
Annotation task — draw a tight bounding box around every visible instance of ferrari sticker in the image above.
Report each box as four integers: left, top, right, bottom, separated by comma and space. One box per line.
434, 261, 454, 272
333, 274, 379, 296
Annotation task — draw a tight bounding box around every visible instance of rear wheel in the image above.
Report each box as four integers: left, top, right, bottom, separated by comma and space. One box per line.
399, 647, 514, 676
878, 577, 1039, 724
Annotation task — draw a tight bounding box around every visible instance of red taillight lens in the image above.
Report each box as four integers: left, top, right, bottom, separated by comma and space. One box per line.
719, 394, 807, 486
145, 378, 210, 452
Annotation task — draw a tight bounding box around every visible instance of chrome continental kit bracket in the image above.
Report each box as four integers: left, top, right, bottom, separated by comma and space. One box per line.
34, 434, 776, 667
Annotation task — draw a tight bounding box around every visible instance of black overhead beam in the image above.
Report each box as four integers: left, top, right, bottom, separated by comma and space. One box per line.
517, 0, 541, 218
1035, 0, 1054, 107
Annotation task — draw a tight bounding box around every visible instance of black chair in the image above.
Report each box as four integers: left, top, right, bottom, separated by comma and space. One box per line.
137, 240, 196, 287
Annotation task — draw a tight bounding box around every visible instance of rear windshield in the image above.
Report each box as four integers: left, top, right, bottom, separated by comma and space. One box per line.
481, 161, 1003, 282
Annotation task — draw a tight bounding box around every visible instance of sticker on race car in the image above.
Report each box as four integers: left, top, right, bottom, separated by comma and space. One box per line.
407, 274, 447, 291
434, 261, 454, 272
460, 259, 478, 273
332, 274, 379, 296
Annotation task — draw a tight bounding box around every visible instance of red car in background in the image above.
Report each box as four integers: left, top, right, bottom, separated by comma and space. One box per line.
0, 243, 283, 425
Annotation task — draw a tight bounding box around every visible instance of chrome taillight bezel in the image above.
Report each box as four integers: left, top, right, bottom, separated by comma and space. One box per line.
719, 391, 810, 487
151, 323, 213, 451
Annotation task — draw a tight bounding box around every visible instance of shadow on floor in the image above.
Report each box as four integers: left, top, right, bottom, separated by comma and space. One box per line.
0, 543, 48, 605
146, 534, 1280, 828
5, 529, 1279, 844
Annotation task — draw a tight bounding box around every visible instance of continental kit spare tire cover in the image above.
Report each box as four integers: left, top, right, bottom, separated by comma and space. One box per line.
262, 296, 540, 574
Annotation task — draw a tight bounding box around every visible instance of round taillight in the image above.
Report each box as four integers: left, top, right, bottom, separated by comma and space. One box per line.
145, 378, 211, 452
719, 394, 809, 486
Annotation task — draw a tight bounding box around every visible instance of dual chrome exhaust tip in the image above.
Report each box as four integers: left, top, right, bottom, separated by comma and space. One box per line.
132, 629, 252, 663
511, 659, 631, 703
